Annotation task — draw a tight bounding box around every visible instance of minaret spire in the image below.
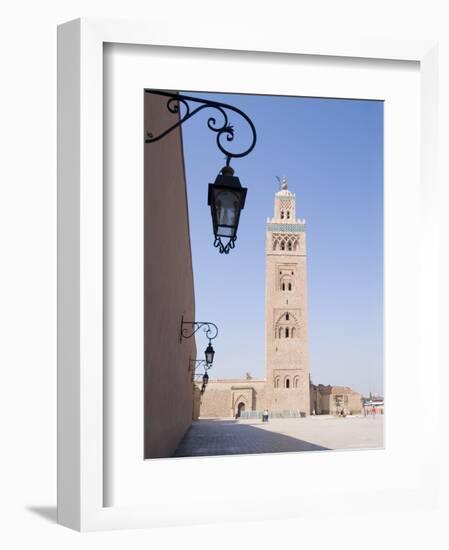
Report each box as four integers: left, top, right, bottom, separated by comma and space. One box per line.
281, 176, 287, 190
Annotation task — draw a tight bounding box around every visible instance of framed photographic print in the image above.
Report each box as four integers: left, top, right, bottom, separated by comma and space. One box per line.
58, 18, 440, 531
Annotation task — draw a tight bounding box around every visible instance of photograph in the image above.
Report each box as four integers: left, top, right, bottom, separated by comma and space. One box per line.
143, 89, 384, 459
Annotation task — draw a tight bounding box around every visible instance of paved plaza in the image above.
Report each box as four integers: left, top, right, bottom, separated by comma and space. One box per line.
174, 415, 384, 457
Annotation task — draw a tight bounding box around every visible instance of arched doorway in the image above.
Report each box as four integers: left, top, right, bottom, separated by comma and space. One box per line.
236, 402, 246, 418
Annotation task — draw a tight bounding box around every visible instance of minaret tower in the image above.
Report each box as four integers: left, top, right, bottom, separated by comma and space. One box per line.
265, 176, 310, 415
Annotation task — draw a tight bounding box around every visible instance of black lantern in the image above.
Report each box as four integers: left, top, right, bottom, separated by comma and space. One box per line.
202, 371, 209, 386
145, 91, 256, 254
208, 165, 247, 254
204, 342, 215, 365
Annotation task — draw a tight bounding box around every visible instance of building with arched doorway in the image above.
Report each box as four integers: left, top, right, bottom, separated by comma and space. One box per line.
194, 178, 362, 418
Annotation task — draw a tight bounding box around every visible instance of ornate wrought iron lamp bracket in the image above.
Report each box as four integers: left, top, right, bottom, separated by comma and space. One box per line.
189, 359, 211, 374
180, 316, 218, 343
144, 90, 257, 166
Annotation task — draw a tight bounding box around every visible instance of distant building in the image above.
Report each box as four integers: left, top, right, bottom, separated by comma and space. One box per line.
310, 384, 363, 415
195, 178, 363, 418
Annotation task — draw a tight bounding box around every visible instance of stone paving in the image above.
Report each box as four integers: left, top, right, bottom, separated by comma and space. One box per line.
173, 415, 384, 457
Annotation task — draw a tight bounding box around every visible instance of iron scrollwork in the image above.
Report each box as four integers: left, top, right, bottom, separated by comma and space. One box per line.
189, 359, 211, 374
144, 90, 257, 166
180, 317, 218, 343
214, 235, 236, 255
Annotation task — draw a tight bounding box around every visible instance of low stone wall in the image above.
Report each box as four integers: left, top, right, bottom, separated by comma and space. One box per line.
196, 379, 364, 419
240, 410, 306, 419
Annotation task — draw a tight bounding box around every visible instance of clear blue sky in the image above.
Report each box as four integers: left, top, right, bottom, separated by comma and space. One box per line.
181, 92, 383, 397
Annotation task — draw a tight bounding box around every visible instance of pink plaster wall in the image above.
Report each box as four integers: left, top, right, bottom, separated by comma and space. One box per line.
144, 92, 196, 458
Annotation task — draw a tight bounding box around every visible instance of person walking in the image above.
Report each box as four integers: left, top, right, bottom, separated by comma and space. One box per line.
262, 409, 269, 423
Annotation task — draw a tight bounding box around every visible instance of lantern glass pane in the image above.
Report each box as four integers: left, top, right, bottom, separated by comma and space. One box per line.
214, 189, 241, 237
205, 344, 215, 364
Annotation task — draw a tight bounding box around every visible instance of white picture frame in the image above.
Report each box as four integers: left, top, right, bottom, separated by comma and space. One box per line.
57, 17, 440, 531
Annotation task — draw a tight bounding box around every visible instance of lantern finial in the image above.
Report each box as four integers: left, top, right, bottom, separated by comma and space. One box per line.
221, 165, 235, 176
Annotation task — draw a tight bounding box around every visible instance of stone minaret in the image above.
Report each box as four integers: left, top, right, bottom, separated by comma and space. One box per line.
265, 177, 310, 415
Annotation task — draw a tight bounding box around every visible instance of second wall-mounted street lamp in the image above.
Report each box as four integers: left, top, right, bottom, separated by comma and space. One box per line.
181, 318, 218, 382
145, 90, 257, 254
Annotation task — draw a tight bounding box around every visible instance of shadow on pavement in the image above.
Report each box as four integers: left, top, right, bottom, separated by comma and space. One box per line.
173, 419, 329, 457
26, 506, 57, 523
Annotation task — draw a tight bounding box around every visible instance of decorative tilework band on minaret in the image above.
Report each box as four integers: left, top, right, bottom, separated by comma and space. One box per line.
264, 176, 310, 415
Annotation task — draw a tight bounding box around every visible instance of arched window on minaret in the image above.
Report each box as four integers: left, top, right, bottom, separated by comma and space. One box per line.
278, 327, 283, 338
285, 377, 291, 389
285, 327, 290, 338
281, 242, 285, 251
285, 312, 289, 321
286, 211, 290, 219
274, 376, 280, 388
287, 241, 292, 251
280, 275, 293, 292
291, 327, 295, 338
293, 376, 299, 388
280, 210, 284, 219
